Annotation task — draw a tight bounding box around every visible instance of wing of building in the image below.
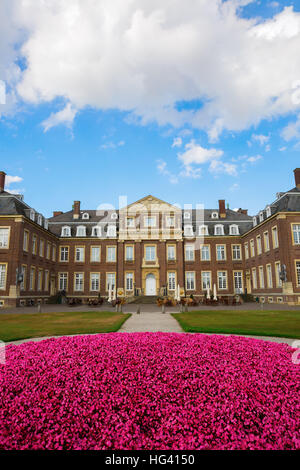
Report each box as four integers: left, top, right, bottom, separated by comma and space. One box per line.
0, 169, 300, 307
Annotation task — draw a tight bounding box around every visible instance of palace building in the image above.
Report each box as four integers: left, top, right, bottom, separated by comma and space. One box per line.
1, 168, 300, 307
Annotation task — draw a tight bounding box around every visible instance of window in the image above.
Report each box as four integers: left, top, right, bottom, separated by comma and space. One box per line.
272, 226, 279, 248
23, 230, 29, 251
107, 246, 116, 262
264, 232, 270, 252
275, 261, 282, 287
252, 268, 257, 289
216, 245, 226, 261
74, 273, 84, 291
61, 226, 71, 237
59, 273, 68, 291
107, 225, 116, 238
90, 273, 100, 292
244, 243, 249, 260
296, 262, 300, 286
37, 215, 43, 226
253, 217, 257, 227
184, 225, 194, 237
20, 265, 26, 291
166, 216, 175, 227
266, 206, 271, 218
230, 225, 239, 235
266, 264, 273, 288
292, 224, 300, 245
44, 270, 49, 292
250, 239, 255, 257
52, 245, 56, 262
186, 272, 195, 290
30, 210, 35, 221
107, 273, 116, 290
218, 271, 227, 290
92, 226, 101, 237
234, 272, 243, 293
168, 272, 176, 291
202, 271, 211, 290
199, 225, 208, 236
125, 273, 133, 291
0, 228, 9, 248
60, 247, 69, 262
167, 245, 176, 261
211, 212, 218, 219
145, 216, 156, 227
145, 246, 156, 261
31, 235, 37, 255
76, 226, 86, 237
0, 264, 7, 290
259, 266, 265, 289
46, 243, 51, 259
29, 267, 35, 291
214, 225, 224, 236
184, 212, 191, 219
185, 245, 195, 261
125, 245, 134, 261
39, 239, 44, 257
38, 270, 43, 291
75, 247, 85, 262
259, 211, 264, 223
44, 220, 49, 230
126, 217, 135, 227
256, 236, 262, 255
201, 245, 210, 261
82, 213, 89, 220
232, 245, 241, 261
111, 213, 118, 220
91, 246, 100, 262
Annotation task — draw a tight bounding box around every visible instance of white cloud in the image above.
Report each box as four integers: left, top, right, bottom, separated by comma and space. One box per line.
172, 137, 182, 148
0, 1, 299, 136
6, 175, 23, 186
41, 103, 77, 132
100, 140, 125, 149
157, 160, 178, 184
178, 141, 223, 166
251, 134, 270, 146
281, 114, 300, 141
279, 146, 287, 151
209, 160, 238, 176
229, 183, 240, 191
247, 154, 262, 163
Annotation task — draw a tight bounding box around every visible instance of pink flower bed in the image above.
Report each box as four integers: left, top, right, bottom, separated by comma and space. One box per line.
0, 333, 299, 450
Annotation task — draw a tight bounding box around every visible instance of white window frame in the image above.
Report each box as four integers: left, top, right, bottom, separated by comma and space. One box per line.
91, 246, 101, 262
214, 224, 224, 236
229, 225, 239, 235
107, 225, 117, 238
184, 225, 194, 237
185, 244, 195, 261
200, 245, 210, 261
75, 247, 85, 262
90, 273, 100, 292
0, 228, 9, 248
0, 264, 7, 290
186, 272, 195, 290
107, 246, 116, 262
144, 216, 156, 227
168, 272, 176, 291
145, 245, 156, 261
76, 226, 86, 237
59, 273, 68, 291
125, 245, 134, 261
216, 245, 226, 261
82, 213, 90, 220
61, 226, 71, 237
201, 271, 211, 290
92, 226, 101, 237
125, 272, 134, 291
199, 225, 208, 236
74, 273, 84, 292
218, 271, 227, 290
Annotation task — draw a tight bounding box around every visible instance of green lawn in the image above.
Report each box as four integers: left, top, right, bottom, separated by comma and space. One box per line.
172, 310, 300, 339
0, 311, 131, 342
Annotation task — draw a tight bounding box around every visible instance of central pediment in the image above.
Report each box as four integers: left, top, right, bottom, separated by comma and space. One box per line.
123, 195, 181, 213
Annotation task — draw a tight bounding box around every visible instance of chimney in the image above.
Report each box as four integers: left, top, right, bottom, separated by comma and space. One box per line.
0, 171, 6, 193
294, 168, 300, 189
218, 199, 226, 218
237, 208, 248, 216
73, 201, 81, 219
53, 211, 63, 217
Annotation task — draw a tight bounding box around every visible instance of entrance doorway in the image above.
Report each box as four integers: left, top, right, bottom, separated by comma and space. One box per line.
145, 274, 156, 296
246, 275, 252, 294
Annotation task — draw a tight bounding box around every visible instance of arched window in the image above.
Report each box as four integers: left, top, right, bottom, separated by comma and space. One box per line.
82, 213, 90, 220
211, 212, 219, 219
30, 210, 35, 221
44, 220, 49, 230
199, 225, 208, 236
61, 226, 71, 237
111, 212, 118, 220
184, 225, 194, 237
92, 226, 101, 237
253, 216, 257, 227
266, 206, 271, 218
107, 225, 116, 237
259, 211, 264, 223
214, 224, 224, 236
76, 226, 86, 237
229, 225, 239, 235
184, 212, 191, 219
37, 215, 43, 226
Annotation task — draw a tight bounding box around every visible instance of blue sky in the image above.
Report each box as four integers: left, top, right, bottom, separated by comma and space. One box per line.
0, 0, 300, 217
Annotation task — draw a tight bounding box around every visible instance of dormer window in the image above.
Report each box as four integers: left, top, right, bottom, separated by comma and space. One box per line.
211, 212, 219, 219
37, 215, 43, 226
126, 217, 135, 228
266, 206, 271, 218
253, 217, 257, 227
229, 225, 239, 235
107, 225, 116, 237
30, 210, 35, 221
92, 226, 101, 237
214, 224, 224, 236
184, 225, 194, 237
199, 225, 209, 236
44, 220, 49, 230
111, 212, 118, 220
61, 226, 71, 237
184, 212, 191, 219
82, 213, 90, 220
259, 211, 264, 223
166, 216, 175, 227
76, 226, 86, 237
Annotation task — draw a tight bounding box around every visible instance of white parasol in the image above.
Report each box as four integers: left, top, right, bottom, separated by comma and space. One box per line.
206, 286, 210, 299
213, 283, 217, 301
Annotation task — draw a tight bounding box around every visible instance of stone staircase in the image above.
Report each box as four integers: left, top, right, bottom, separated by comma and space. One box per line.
129, 295, 157, 304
